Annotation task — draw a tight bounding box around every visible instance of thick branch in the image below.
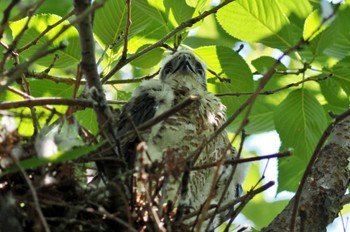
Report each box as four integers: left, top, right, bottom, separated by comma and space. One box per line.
74, 0, 118, 137
262, 115, 350, 232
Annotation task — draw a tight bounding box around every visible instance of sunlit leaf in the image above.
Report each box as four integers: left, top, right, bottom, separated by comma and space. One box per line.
186, 0, 211, 10
184, 14, 238, 48
163, 0, 195, 26
216, 0, 294, 48
275, 89, 327, 192
9, 14, 80, 69
303, 10, 325, 41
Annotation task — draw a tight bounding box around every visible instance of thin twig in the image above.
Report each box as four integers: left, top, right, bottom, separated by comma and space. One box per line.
1, 1, 103, 92
6, 86, 58, 112
2, 44, 66, 93
117, 95, 199, 140
0, 0, 45, 70
207, 69, 231, 83
183, 181, 275, 222
121, 0, 132, 60
0, 110, 33, 118
0, 97, 94, 109
26, 70, 159, 85
0, 0, 20, 39
0, 40, 18, 58
205, 131, 247, 231
17, 9, 76, 52
11, 155, 51, 232
173, 161, 191, 227
216, 75, 331, 97
102, 0, 236, 83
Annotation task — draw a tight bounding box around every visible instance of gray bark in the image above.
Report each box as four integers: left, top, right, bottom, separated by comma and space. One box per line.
262, 116, 350, 232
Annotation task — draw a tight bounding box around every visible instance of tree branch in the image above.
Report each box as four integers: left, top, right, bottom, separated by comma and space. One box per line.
191, 150, 292, 171
216, 75, 331, 97
102, 0, 236, 83
0, 97, 94, 109
262, 113, 350, 232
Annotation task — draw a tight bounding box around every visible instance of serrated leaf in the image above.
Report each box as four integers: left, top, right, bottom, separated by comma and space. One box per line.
216, 0, 294, 48
9, 14, 80, 69
274, 89, 327, 192
1, 143, 102, 177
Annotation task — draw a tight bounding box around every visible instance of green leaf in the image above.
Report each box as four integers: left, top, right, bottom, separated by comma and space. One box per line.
243, 199, 288, 229
274, 89, 327, 192
239, 162, 289, 229
184, 14, 238, 48
1, 143, 102, 177
324, 6, 350, 59
9, 14, 80, 69
246, 96, 276, 133
37, 0, 73, 17
29, 79, 74, 98
185, 0, 211, 10
305, 20, 337, 58
318, 75, 349, 108
303, 10, 325, 41
75, 108, 98, 134
216, 0, 294, 48
94, 0, 158, 55
329, 56, 350, 96
164, 0, 195, 26
278, 0, 312, 24
251, 56, 287, 74
93, 0, 130, 53
130, 45, 164, 68
193, 46, 254, 131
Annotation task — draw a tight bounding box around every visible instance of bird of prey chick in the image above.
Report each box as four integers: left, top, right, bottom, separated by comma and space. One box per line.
106, 50, 247, 230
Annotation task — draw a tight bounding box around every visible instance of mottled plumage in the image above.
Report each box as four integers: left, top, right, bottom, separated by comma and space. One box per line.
116, 50, 247, 229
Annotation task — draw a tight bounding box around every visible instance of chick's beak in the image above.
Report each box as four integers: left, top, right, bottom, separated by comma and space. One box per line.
173, 54, 196, 74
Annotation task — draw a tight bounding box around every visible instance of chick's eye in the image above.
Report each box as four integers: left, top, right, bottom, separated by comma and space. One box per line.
164, 68, 172, 75
163, 63, 172, 75
197, 68, 204, 76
